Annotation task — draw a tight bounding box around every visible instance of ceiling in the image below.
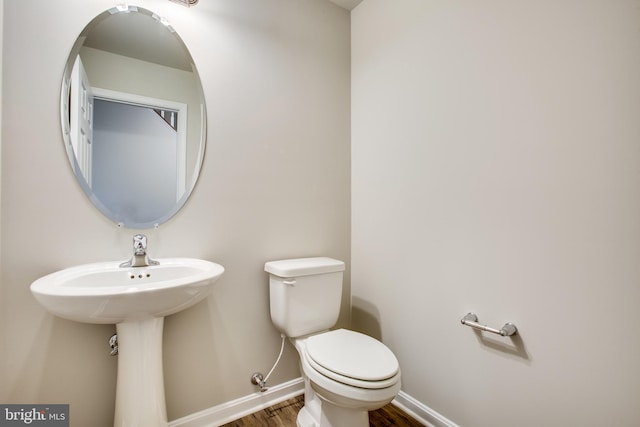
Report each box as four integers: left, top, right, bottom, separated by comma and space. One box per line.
328, 0, 363, 11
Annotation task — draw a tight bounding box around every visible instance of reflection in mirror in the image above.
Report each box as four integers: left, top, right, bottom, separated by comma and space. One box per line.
61, 6, 206, 228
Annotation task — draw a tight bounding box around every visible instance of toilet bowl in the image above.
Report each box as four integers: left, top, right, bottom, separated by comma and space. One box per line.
265, 257, 402, 427
292, 329, 401, 427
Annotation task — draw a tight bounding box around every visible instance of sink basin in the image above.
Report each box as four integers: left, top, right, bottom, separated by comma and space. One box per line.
31, 257, 224, 324
30, 257, 224, 427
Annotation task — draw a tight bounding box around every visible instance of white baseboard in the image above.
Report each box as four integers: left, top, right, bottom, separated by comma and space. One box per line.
169, 378, 459, 427
392, 391, 460, 427
168, 377, 305, 427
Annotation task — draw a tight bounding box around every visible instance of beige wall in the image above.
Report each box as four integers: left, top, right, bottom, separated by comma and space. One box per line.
352, 1, 640, 426
0, 0, 350, 425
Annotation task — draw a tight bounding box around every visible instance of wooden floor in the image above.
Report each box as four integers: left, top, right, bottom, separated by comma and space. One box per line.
220, 394, 424, 426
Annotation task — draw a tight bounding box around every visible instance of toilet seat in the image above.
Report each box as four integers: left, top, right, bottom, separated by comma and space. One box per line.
305, 329, 400, 389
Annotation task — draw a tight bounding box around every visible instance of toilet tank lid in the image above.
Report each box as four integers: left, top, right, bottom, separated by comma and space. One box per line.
265, 257, 345, 277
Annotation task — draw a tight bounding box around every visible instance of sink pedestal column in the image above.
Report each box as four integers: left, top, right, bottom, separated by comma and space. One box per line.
114, 318, 167, 427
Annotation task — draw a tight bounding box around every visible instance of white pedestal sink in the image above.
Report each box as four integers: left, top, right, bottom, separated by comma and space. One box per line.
30, 258, 225, 427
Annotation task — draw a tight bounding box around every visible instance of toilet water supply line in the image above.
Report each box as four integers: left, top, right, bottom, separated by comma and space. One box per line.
251, 334, 286, 392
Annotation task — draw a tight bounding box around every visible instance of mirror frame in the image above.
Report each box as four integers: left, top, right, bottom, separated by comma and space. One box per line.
60, 6, 207, 229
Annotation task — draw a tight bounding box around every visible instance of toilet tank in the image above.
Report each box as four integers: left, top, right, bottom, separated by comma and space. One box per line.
265, 257, 345, 338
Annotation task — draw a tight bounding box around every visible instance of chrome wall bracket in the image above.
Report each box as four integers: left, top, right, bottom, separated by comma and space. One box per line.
109, 334, 119, 356
461, 313, 517, 337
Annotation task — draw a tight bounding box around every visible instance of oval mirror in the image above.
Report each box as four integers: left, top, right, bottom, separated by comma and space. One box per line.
60, 6, 206, 229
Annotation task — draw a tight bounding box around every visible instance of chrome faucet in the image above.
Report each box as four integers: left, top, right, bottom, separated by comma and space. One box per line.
120, 234, 159, 268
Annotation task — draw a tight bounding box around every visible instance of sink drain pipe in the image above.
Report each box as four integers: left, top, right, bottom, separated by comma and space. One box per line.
251, 334, 286, 392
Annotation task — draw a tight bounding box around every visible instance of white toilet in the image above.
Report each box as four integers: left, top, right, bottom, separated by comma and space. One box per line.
265, 257, 401, 427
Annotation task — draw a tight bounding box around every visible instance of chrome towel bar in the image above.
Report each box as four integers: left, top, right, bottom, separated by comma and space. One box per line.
461, 313, 517, 337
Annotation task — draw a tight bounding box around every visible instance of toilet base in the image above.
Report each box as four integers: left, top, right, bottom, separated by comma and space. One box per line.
296, 374, 373, 427
319, 402, 369, 427
297, 406, 316, 427
296, 397, 369, 427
